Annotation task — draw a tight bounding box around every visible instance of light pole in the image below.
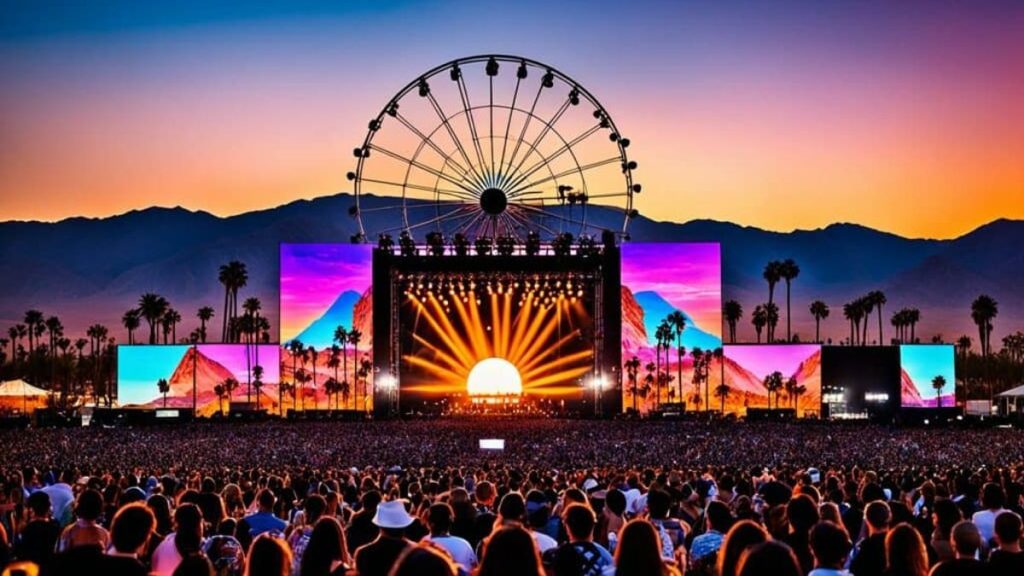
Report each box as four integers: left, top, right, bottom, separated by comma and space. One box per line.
588, 373, 606, 418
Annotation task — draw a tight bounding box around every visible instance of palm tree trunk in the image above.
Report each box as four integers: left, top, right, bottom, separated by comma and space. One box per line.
785, 281, 792, 342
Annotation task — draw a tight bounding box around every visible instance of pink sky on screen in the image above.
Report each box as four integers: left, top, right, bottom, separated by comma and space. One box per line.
280, 244, 373, 340
724, 345, 820, 380
199, 345, 281, 383
621, 243, 721, 337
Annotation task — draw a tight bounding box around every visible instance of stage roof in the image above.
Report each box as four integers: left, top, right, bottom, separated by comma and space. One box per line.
997, 384, 1024, 398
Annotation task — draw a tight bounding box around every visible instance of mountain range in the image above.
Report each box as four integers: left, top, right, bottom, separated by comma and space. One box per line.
1, 193, 1021, 347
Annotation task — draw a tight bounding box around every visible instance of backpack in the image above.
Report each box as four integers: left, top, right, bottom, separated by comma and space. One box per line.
545, 542, 607, 576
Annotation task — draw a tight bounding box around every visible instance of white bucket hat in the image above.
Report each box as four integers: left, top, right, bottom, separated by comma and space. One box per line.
372, 500, 414, 529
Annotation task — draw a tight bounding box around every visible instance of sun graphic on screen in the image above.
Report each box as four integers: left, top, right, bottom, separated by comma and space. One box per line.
467, 357, 523, 397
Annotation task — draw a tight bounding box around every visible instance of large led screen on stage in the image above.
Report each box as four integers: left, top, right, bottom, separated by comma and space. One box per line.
820, 346, 901, 419
280, 244, 374, 411
620, 243, 722, 413
117, 345, 281, 415
399, 273, 596, 414
723, 345, 821, 416
900, 344, 956, 409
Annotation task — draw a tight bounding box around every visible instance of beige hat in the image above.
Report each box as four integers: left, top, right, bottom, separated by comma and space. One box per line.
372, 500, 414, 529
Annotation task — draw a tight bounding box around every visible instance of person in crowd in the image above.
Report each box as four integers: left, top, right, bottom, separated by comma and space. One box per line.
14, 491, 60, 574
40, 471, 74, 528
423, 502, 476, 574
287, 495, 327, 574
548, 503, 613, 576
246, 533, 292, 576
52, 502, 155, 576
645, 488, 687, 562
717, 520, 770, 576
988, 510, 1024, 575
808, 520, 852, 576
929, 520, 984, 576
174, 554, 216, 576
245, 490, 287, 538
475, 525, 544, 576
929, 499, 961, 564
606, 518, 681, 576
346, 491, 382, 555
354, 500, 414, 576
883, 522, 928, 576
56, 489, 109, 552
597, 489, 627, 553
389, 542, 460, 576
690, 500, 733, 565
850, 500, 891, 576
524, 490, 558, 554
971, 482, 1006, 550
152, 503, 205, 576
786, 494, 821, 574
736, 541, 802, 576
299, 517, 350, 576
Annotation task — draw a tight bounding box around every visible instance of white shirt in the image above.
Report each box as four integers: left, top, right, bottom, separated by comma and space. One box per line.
809, 569, 850, 576
41, 483, 74, 525
532, 530, 558, 553
972, 509, 1005, 545
425, 534, 477, 572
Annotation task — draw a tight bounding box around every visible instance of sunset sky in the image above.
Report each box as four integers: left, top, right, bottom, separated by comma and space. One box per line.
1, 1, 1022, 238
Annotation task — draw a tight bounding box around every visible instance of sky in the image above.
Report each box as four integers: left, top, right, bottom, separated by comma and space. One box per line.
900, 344, 955, 400
724, 344, 820, 380
1, 1, 1022, 238
621, 243, 721, 338
280, 243, 373, 341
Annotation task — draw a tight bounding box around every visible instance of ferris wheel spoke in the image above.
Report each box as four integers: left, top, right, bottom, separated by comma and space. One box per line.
393, 112, 488, 191
514, 203, 588, 229
508, 156, 621, 197
503, 123, 602, 196
359, 177, 476, 200
489, 76, 496, 184
455, 75, 491, 186
500, 82, 546, 192
497, 74, 521, 187
368, 144, 480, 197
382, 205, 476, 234
453, 209, 486, 237
501, 96, 572, 191
424, 92, 488, 189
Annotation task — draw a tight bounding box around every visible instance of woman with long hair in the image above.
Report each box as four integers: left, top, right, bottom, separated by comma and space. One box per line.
717, 520, 770, 576
884, 522, 929, 576
152, 503, 205, 576
299, 517, 351, 576
389, 542, 460, 576
247, 533, 293, 576
474, 526, 544, 576
609, 519, 681, 576
736, 541, 802, 576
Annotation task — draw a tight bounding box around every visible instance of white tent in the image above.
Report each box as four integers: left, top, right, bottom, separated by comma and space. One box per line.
997, 384, 1024, 398
996, 384, 1024, 417
0, 379, 49, 397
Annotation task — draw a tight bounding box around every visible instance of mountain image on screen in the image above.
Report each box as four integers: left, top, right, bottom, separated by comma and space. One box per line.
290, 289, 365, 348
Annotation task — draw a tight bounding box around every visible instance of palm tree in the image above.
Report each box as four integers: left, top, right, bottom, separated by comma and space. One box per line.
752, 305, 767, 344
137, 293, 169, 345
956, 335, 972, 358
327, 345, 341, 409
779, 259, 800, 342
334, 326, 349, 405
723, 300, 743, 344
643, 362, 656, 410
218, 260, 248, 342
667, 311, 686, 404
252, 364, 264, 409
23, 309, 44, 359
709, 347, 723, 413
214, 383, 227, 415
157, 378, 170, 407
784, 376, 798, 410
859, 297, 875, 345
764, 302, 779, 343
970, 295, 998, 357
121, 310, 140, 345
242, 297, 262, 402
287, 339, 304, 409
868, 291, 887, 345
348, 330, 363, 408
324, 377, 338, 410
809, 301, 829, 343
625, 356, 641, 412
932, 375, 947, 408
357, 357, 372, 412
763, 371, 784, 410
715, 383, 731, 413
166, 309, 181, 343
654, 320, 671, 407
763, 261, 782, 308
197, 307, 214, 343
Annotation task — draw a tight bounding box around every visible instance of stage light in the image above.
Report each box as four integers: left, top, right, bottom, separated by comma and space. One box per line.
467, 358, 523, 397
378, 374, 398, 391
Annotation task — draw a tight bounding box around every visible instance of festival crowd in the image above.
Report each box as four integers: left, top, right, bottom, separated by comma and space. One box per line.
0, 419, 1022, 576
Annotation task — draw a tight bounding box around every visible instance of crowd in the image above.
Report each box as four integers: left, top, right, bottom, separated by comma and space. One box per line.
0, 419, 1021, 576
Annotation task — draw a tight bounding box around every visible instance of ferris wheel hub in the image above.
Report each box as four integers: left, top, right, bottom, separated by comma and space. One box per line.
479, 187, 508, 216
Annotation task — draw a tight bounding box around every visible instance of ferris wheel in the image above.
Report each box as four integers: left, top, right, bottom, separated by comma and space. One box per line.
347, 55, 641, 244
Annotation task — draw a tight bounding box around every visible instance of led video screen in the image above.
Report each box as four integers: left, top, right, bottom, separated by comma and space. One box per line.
820, 346, 901, 420
117, 345, 281, 416
900, 344, 956, 409
723, 345, 821, 416
280, 244, 374, 411
620, 243, 722, 413
399, 272, 596, 414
